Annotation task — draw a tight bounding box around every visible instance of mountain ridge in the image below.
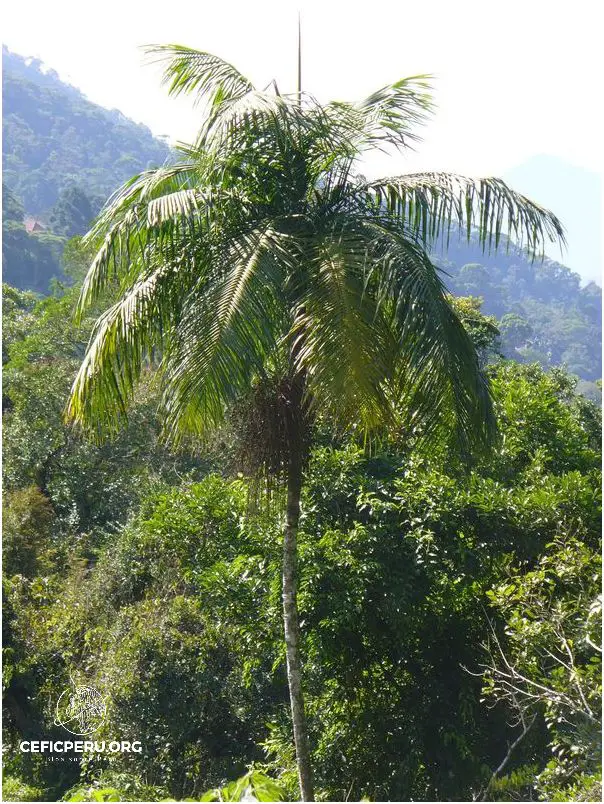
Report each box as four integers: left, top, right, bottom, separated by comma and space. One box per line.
503, 154, 602, 286
2, 46, 170, 215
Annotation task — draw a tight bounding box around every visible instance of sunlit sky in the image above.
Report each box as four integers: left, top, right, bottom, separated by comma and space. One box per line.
3, 0, 603, 282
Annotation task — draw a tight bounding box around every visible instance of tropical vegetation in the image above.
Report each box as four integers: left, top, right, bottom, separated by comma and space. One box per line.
2, 42, 601, 804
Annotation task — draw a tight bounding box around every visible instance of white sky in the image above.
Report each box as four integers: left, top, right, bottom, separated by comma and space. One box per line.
3, 0, 603, 280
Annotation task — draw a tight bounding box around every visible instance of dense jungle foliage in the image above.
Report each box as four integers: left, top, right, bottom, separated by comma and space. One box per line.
2, 276, 601, 802
432, 235, 602, 385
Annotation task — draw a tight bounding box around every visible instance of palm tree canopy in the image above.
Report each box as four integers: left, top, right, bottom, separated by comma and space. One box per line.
67, 46, 565, 454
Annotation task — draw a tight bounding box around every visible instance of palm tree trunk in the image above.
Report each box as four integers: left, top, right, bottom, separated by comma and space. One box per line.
282, 379, 314, 802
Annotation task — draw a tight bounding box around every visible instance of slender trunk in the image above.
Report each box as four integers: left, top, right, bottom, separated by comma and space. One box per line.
282, 380, 314, 801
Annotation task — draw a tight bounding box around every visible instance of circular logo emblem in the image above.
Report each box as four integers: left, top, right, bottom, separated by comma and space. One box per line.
55, 686, 106, 735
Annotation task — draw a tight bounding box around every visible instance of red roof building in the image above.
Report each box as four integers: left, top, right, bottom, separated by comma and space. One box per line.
24, 217, 46, 234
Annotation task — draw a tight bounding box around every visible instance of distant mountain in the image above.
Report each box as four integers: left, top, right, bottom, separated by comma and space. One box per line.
2, 47, 171, 292
2, 47, 170, 215
503, 155, 602, 287
431, 233, 601, 383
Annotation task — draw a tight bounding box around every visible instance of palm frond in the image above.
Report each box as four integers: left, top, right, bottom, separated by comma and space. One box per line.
361, 173, 565, 256
364, 219, 496, 453
324, 76, 433, 154
86, 162, 198, 241
77, 163, 198, 310
145, 44, 254, 106
159, 225, 293, 441
77, 170, 247, 320
67, 262, 185, 436
293, 223, 396, 430
195, 89, 312, 156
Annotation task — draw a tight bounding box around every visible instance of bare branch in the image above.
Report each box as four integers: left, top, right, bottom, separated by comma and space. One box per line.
478, 712, 537, 801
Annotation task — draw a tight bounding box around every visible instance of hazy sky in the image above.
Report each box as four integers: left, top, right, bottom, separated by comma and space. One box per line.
3, 0, 603, 281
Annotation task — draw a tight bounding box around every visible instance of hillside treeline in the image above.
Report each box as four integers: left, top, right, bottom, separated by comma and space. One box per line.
2, 48, 169, 215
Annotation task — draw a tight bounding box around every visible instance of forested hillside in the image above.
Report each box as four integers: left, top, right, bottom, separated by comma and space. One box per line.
2, 48, 169, 214
431, 235, 602, 384
2, 184, 64, 292
2, 47, 170, 292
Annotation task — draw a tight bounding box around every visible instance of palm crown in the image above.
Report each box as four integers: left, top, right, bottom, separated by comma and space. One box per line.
68, 46, 564, 450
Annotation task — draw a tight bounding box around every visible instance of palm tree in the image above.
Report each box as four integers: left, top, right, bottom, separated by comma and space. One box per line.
67, 45, 564, 801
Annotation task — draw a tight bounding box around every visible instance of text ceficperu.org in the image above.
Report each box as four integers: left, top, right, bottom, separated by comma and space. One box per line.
20, 740, 142, 753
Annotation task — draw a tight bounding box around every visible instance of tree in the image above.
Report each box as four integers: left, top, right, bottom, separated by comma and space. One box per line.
480, 535, 601, 801
48, 186, 96, 238
449, 296, 501, 365
2, 283, 205, 533
67, 45, 563, 800
499, 312, 534, 353
2, 185, 64, 292
7, 358, 598, 800
2, 182, 25, 223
